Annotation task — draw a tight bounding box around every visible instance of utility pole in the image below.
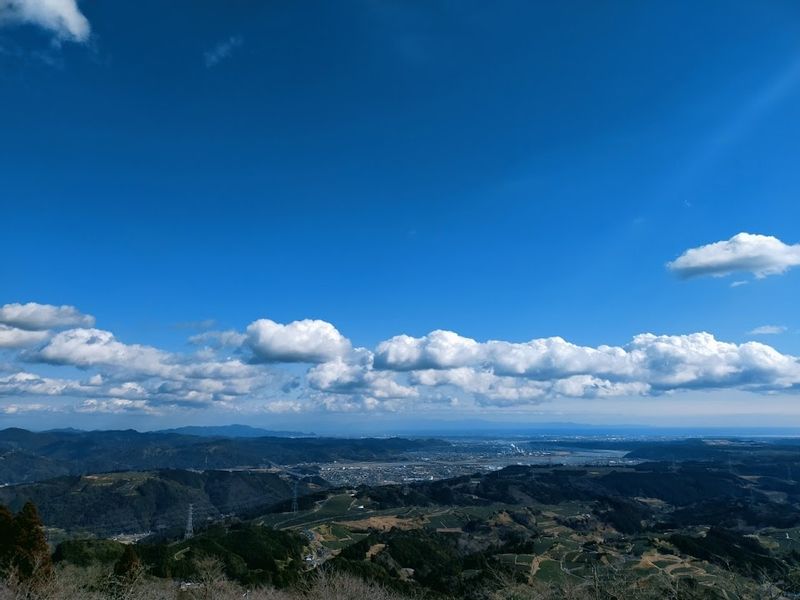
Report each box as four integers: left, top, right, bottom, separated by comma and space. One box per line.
184, 503, 194, 540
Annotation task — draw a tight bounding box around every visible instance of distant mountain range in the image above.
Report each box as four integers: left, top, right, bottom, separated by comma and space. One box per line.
156, 424, 314, 438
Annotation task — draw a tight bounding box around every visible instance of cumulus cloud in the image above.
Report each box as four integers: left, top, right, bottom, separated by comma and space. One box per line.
409, 368, 649, 405
298, 345, 422, 411
375, 330, 482, 371
749, 325, 787, 335
626, 332, 799, 390
0, 371, 96, 397
0, 302, 95, 330
2, 403, 55, 414
36, 328, 173, 376
310, 392, 388, 413
410, 367, 549, 404
551, 375, 650, 399
28, 327, 268, 408
0, 371, 177, 412
0, 0, 90, 43
667, 233, 800, 279
376, 331, 633, 379
3, 306, 296, 412
76, 398, 159, 415
308, 354, 418, 401
204, 35, 242, 67
375, 329, 800, 404
6, 300, 800, 416
314, 328, 800, 409
246, 318, 351, 363
0, 325, 50, 348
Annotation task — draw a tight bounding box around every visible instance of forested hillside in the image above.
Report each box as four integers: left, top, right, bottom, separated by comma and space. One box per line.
0, 428, 449, 484
0, 469, 326, 536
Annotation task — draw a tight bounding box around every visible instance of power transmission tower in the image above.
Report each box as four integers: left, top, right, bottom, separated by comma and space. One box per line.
291, 480, 299, 514
184, 503, 194, 540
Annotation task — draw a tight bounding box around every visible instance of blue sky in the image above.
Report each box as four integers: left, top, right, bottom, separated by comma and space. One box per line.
1, 1, 800, 432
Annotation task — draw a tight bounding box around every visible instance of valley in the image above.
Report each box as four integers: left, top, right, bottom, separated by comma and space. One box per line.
5, 429, 800, 597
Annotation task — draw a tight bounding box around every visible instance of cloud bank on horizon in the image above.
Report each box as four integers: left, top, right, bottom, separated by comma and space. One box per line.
2, 290, 799, 417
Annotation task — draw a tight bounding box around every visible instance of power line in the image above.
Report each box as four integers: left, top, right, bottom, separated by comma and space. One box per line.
41, 475, 316, 540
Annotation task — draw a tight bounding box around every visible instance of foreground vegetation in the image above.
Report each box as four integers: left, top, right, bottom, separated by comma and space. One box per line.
0, 556, 790, 599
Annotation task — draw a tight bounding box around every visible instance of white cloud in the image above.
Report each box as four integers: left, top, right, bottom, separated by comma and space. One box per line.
30, 327, 267, 407
246, 318, 351, 363
0, 0, 90, 42
303, 347, 420, 411
204, 35, 242, 67
550, 375, 650, 399
748, 325, 787, 335
375, 329, 800, 404
2, 305, 280, 411
486, 337, 633, 379
376, 331, 634, 379
308, 355, 418, 400
189, 329, 247, 348
374, 330, 482, 371
264, 400, 303, 414
6, 301, 800, 416
2, 402, 54, 414
0, 370, 96, 397
306, 356, 370, 392
667, 233, 800, 279
76, 398, 159, 415
410, 367, 548, 404
311, 392, 389, 413
107, 381, 148, 399
0, 365, 264, 408
0, 302, 95, 330
625, 332, 799, 389
316, 329, 743, 409
409, 368, 649, 406
0, 324, 50, 348
36, 328, 173, 376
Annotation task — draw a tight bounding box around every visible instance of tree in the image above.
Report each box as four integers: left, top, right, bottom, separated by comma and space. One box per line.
194, 554, 226, 600
110, 545, 145, 600
113, 545, 142, 583
11, 501, 52, 581
0, 504, 14, 572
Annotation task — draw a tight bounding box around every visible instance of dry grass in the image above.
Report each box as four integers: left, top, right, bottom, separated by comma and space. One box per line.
0, 566, 409, 600
336, 515, 423, 532
0, 559, 785, 600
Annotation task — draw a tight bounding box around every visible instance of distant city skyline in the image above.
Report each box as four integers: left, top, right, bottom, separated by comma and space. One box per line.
2, 1, 800, 430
